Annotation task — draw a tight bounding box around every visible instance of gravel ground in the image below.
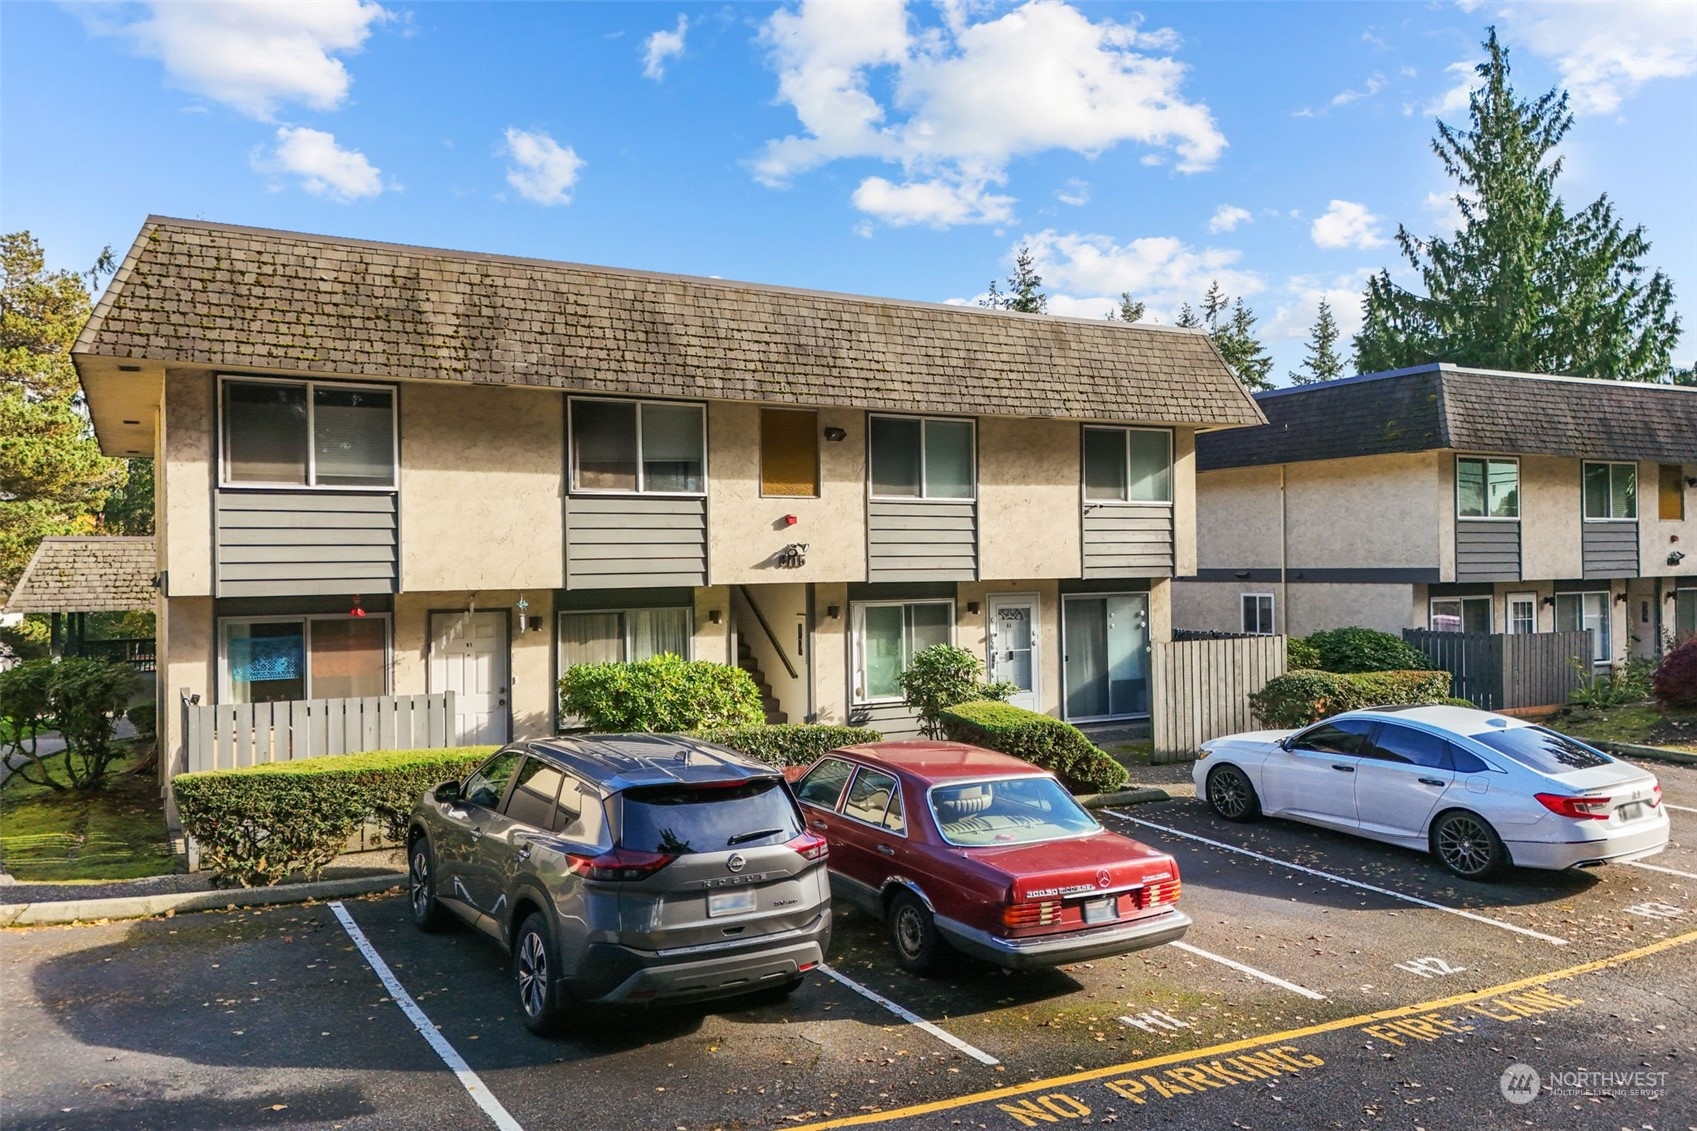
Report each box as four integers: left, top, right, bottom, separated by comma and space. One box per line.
0, 848, 405, 905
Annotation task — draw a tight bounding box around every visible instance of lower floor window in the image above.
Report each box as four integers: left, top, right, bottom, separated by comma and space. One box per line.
852, 600, 953, 702
222, 615, 389, 703
559, 607, 691, 670
1507, 593, 1537, 635
1673, 590, 1695, 643
1555, 592, 1611, 662
1241, 593, 1275, 635
1431, 596, 1491, 634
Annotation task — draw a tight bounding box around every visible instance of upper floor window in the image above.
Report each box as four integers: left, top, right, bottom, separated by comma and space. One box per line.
569, 398, 705, 495
761, 408, 820, 497
868, 415, 974, 500
1583, 462, 1636, 520
1456, 457, 1519, 519
1660, 464, 1686, 521
222, 378, 395, 489
1084, 427, 1172, 503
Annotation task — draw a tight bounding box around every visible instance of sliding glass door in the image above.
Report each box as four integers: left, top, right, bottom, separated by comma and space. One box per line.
1062, 594, 1149, 721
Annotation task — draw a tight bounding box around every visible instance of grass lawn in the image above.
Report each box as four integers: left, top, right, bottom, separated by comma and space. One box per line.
1549, 704, 1697, 753
0, 744, 180, 882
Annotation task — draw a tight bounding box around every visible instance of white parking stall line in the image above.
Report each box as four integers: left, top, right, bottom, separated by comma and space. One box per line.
1628, 860, 1697, 881
1106, 811, 1569, 947
1168, 940, 1327, 1000
816, 963, 1000, 1066
329, 902, 526, 1131
1663, 804, 1697, 814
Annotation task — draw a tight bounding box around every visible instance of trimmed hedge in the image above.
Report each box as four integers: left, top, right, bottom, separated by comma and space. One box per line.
173, 746, 496, 887
1247, 669, 1454, 729
559, 654, 764, 731
938, 701, 1129, 795
692, 724, 883, 768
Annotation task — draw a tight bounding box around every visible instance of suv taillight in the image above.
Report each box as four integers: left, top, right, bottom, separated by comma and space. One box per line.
786, 831, 829, 862
1534, 793, 1613, 821
567, 848, 675, 881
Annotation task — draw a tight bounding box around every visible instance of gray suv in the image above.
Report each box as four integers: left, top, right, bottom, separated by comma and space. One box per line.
406, 734, 832, 1034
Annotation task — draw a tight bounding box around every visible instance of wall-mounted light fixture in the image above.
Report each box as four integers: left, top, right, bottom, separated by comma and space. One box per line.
516, 594, 530, 633
1541, 596, 1556, 608
826, 605, 841, 620
1614, 591, 1629, 604
966, 601, 981, 615
708, 609, 722, 625
1687, 476, 1697, 488
1671, 550, 1688, 566
823, 427, 847, 442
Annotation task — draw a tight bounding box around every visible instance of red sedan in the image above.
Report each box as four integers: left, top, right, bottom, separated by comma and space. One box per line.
792, 741, 1190, 972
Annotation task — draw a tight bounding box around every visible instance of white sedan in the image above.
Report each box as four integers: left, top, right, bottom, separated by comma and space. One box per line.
1194, 704, 1668, 880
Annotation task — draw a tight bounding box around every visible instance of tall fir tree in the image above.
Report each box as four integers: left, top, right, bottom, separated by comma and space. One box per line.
981, 245, 1047, 314
1290, 298, 1350, 384
1175, 280, 1274, 391
1105, 292, 1145, 323
1354, 29, 1679, 382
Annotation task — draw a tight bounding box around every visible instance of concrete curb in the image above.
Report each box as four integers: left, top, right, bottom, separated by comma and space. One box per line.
0, 873, 405, 928
1077, 787, 1171, 809
1594, 740, 1697, 767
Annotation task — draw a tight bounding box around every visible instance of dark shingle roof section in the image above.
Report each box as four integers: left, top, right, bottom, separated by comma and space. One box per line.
75, 218, 1265, 428
1198, 364, 1697, 470
4, 538, 156, 613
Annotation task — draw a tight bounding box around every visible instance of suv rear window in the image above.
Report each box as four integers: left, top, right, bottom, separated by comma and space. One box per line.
1470, 725, 1612, 773
616, 780, 802, 855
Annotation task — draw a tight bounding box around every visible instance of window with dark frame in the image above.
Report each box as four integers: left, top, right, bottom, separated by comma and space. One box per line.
868, 415, 974, 499
760, 408, 820, 497
1583, 461, 1637, 520
1430, 596, 1491, 634
1083, 426, 1172, 503
221, 614, 389, 704
222, 378, 395, 489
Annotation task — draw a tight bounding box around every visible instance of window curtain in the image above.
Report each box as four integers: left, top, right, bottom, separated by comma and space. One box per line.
314, 387, 394, 487
1127, 431, 1171, 502
1083, 429, 1127, 501
861, 605, 905, 699
640, 404, 705, 492
572, 401, 638, 490
922, 420, 974, 498
560, 612, 624, 668
309, 617, 387, 698
628, 608, 690, 660
1063, 599, 1109, 718
225, 382, 308, 484
226, 622, 306, 704
869, 417, 922, 497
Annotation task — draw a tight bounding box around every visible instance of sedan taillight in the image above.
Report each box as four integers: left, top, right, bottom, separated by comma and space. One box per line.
567, 848, 675, 881
786, 830, 829, 862
1146, 879, 1182, 906
1534, 793, 1613, 821
1650, 784, 1663, 808
1002, 899, 1063, 928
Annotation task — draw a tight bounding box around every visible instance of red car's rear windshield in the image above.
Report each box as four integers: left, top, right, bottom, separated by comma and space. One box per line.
929, 777, 1098, 846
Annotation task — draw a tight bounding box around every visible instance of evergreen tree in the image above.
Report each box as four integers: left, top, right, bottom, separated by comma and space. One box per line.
1290, 298, 1350, 384
1105, 292, 1145, 323
1354, 29, 1680, 381
1174, 302, 1200, 329
1174, 280, 1274, 391
981, 245, 1047, 314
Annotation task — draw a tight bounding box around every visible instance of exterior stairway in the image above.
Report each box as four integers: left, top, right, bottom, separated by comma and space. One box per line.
736, 638, 787, 724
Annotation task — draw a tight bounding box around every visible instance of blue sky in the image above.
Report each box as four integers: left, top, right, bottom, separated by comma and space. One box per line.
4, 1, 1693, 381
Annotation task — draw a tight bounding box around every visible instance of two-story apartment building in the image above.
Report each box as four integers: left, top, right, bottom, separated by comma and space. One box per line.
72, 218, 1264, 777
1175, 363, 1697, 663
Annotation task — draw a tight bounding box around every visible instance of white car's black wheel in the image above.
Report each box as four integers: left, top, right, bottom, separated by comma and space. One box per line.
1430, 811, 1507, 880
1205, 765, 1261, 823
408, 837, 448, 932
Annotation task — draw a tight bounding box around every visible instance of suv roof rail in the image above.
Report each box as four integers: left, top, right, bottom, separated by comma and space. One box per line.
530, 733, 776, 792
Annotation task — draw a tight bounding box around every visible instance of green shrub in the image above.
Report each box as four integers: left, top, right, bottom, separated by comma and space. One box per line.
1248, 669, 1454, 728
896, 644, 1016, 739
938, 701, 1129, 794
1569, 655, 1654, 710
173, 746, 495, 887
1304, 627, 1433, 673
1286, 636, 1321, 670
559, 654, 764, 732
0, 658, 141, 791
126, 702, 157, 738
692, 724, 883, 768
1654, 638, 1697, 710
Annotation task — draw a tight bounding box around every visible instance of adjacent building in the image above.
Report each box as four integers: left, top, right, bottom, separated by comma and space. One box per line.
1176, 363, 1697, 663
72, 217, 1265, 780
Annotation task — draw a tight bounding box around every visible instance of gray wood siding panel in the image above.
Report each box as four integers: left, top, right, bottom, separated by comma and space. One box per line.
1582, 523, 1640, 579
848, 701, 924, 740
215, 490, 398, 597
567, 495, 707, 588
1083, 503, 1174, 578
867, 499, 977, 582
1455, 520, 1521, 582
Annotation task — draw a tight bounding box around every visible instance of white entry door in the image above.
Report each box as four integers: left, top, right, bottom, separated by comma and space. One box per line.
987, 594, 1040, 712
430, 611, 510, 745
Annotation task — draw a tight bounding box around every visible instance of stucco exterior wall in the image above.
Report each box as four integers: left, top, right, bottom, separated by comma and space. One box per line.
163, 370, 214, 596
1174, 579, 1415, 637
1644, 460, 1696, 584
160, 596, 214, 778
1520, 455, 1583, 580
812, 582, 850, 724
399, 382, 565, 593
1194, 465, 1284, 570
1284, 453, 1441, 570
1173, 429, 1198, 577
976, 418, 1082, 579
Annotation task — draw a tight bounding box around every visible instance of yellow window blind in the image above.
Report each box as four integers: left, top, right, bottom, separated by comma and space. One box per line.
761, 409, 820, 497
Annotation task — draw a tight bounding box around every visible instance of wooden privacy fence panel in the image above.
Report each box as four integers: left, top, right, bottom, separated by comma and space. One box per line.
1402, 630, 1590, 711
1152, 635, 1287, 762
182, 691, 456, 773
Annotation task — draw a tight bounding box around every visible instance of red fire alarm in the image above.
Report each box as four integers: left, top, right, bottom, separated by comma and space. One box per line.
783, 514, 799, 526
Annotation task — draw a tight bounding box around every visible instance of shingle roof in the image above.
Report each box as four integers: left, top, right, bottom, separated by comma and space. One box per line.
4, 538, 157, 613
74, 217, 1265, 429
1199, 363, 1697, 470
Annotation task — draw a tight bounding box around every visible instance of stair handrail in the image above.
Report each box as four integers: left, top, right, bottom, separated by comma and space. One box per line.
735, 585, 800, 681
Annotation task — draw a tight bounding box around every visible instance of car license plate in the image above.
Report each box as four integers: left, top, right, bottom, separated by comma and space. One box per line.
1083, 896, 1118, 925
708, 889, 757, 917
1618, 802, 1643, 822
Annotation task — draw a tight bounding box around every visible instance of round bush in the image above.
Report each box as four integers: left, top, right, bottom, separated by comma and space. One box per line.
1305, 627, 1432, 673
1653, 638, 1697, 710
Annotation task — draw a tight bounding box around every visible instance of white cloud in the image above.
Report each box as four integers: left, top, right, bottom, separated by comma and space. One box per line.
1422, 58, 1480, 118
850, 175, 1015, 226
1266, 270, 1373, 343
642, 15, 688, 81
88, 0, 390, 120
500, 127, 586, 205
1055, 178, 1090, 206
1331, 73, 1385, 105
754, 0, 1224, 227
1497, 1, 1697, 114
1310, 199, 1387, 250
1208, 204, 1252, 233
1422, 190, 1467, 234
987, 229, 1262, 324
255, 126, 382, 200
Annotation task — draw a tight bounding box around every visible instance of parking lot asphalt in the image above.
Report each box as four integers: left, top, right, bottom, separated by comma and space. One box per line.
5, 756, 1696, 1131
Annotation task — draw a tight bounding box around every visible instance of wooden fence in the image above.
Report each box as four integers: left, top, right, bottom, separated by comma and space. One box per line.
1402, 630, 1591, 710
182, 690, 457, 773
1151, 635, 1287, 762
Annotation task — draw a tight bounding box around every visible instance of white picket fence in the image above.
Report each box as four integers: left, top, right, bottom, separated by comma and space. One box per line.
181, 690, 457, 773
